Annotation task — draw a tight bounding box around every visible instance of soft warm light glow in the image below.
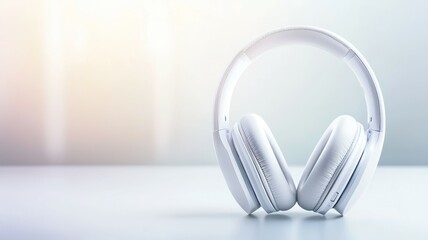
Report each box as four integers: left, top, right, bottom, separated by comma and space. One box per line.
43, 0, 65, 161
145, 3, 174, 59
1, 0, 406, 165
145, 2, 176, 159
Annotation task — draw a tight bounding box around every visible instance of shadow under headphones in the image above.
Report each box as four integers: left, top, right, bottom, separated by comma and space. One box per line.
213, 26, 385, 215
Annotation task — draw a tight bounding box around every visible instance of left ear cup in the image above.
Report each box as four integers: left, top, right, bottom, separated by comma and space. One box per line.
297, 115, 366, 212
231, 114, 296, 213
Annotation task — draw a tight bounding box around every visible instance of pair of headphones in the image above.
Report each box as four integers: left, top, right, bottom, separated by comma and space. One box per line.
213, 26, 385, 215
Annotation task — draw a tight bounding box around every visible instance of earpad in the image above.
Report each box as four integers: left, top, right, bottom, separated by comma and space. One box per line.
297, 115, 364, 211
232, 114, 296, 212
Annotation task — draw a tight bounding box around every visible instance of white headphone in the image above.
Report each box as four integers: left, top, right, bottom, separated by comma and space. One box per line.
213, 26, 385, 215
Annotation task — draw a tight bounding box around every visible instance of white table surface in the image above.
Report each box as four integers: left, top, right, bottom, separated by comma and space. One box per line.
0, 166, 427, 240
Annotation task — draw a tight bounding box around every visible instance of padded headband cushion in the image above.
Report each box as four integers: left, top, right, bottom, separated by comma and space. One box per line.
297, 115, 361, 211
237, 114, 296, 211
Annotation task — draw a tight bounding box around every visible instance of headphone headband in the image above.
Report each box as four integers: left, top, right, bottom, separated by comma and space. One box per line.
214, 26, 385, 136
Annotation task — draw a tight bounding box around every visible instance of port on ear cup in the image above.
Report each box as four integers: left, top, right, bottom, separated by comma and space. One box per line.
297, 115, 366, 212
231, 114, 296, 213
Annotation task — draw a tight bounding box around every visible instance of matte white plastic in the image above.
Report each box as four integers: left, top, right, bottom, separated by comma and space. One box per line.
297, 116, 366, 213
345, 51, 385, 132
213, 53, 251, 131
244, 27, 349, 59
213, 129, 259, 213
213, 26, 386, 215
213, 26, 385, 132
335, 130, 385, 214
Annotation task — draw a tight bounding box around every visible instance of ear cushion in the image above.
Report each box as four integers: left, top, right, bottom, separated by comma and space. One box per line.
297, 115, 363, 211
232, 114, 296, 212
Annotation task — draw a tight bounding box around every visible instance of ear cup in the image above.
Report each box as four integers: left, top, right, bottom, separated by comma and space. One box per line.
297, 115, 365, 211
231, 114, 296, 213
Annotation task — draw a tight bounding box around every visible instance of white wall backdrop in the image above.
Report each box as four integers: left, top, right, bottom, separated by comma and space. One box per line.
0, 0, 426, 165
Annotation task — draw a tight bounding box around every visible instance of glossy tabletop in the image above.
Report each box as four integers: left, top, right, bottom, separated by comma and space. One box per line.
0, 166, 426, 240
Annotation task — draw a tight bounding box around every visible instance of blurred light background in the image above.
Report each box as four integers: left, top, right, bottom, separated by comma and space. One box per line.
0, 0, 426, 165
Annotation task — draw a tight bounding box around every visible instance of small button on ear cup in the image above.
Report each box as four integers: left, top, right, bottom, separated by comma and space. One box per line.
231, 114, 296, 213
297, 115, 365, 212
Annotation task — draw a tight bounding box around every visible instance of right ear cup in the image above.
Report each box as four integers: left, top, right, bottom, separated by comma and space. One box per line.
231, 114, 296, 213
297, 115, 366, 212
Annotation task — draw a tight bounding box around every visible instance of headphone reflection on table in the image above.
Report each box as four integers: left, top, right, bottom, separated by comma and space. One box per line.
213, 26, 385, 215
